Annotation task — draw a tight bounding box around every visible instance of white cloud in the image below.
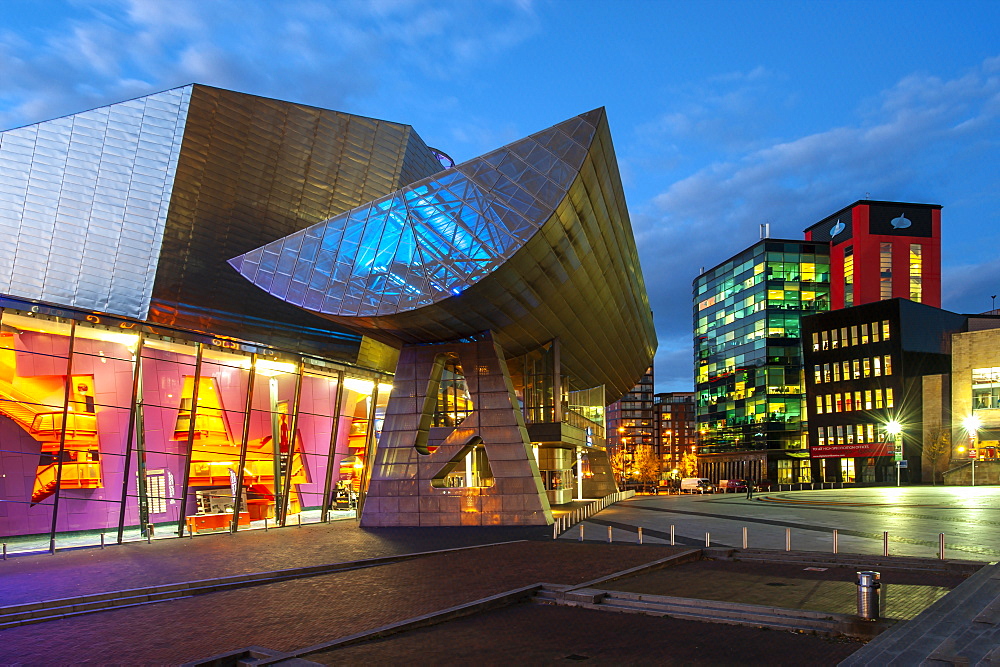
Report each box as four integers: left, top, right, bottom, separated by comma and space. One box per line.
638, 56, 1000, 390
0, 0, 538, 130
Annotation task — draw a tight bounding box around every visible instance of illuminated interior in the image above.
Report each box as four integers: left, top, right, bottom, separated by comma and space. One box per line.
0, 304, 390, 545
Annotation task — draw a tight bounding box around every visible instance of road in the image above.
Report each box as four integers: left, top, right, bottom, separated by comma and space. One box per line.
562, 486, 1000, 561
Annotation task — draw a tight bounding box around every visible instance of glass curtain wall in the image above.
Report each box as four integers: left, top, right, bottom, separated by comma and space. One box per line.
0, 300, 390, 554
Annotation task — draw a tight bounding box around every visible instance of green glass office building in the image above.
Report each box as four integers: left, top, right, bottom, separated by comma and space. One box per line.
693, 239, 830, 484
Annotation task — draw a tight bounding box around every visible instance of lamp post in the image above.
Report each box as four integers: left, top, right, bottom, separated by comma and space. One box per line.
885, 420, 903, 487
964, 415, 981, 487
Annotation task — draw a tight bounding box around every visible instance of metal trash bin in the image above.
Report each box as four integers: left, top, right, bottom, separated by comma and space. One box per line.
857, 570, 881, 620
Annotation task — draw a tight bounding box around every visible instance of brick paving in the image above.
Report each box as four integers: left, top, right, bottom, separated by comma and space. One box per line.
0, 541, 683, 665
0, 520, 549, 606
309, 602, 864, 665
603, 559, 966, 620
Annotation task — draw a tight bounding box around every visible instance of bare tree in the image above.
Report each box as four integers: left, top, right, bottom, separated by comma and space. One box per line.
924, 426, 950, 485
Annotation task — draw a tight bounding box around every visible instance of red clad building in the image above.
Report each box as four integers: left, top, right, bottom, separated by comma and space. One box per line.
803, 200, 941, 310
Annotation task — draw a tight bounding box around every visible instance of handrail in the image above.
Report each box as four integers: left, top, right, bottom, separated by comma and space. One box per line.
551, 489, 636, 538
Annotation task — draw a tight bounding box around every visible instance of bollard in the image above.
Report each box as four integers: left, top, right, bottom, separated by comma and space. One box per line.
2, 543, 6, 560
785, 528, 791, 551
264, 517, 269, 531
638, 526, 643, 544
883, 531, 889, 557
553, 521, 559, 540
705, 532, 710, 547
608, 526, 613, 543
939, 533, 946, 560
670, 525, 675, 546
298, 513, 302, 527
579, 524, 584, 542
856, 571, 881, 620
742, 526, 748, 550
100, 533, 105, 549
833, 529, 838, 554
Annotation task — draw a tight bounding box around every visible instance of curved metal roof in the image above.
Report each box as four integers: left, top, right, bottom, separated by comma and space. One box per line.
230, 109, 656, 399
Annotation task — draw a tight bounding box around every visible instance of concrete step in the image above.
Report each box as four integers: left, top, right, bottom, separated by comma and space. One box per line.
598, 595, 842, 633
731, 549, 984, 575
542, 585, 887, 639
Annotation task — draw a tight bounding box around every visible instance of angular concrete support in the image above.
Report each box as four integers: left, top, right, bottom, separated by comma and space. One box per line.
361, 333, 553, 526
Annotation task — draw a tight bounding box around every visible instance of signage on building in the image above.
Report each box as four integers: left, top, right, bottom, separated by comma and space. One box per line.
810, 212, 855, 243
810, 441, 894, 459
867, 204, 933, 237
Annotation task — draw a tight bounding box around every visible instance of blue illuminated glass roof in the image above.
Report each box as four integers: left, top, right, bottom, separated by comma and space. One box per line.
229, 110, 601, 317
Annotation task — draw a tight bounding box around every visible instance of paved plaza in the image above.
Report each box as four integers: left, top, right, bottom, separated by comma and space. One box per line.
565, 486, 1000, 561
0, 487, 995, 664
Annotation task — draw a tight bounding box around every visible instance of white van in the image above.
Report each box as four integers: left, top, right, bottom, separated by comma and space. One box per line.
680, 477, 714, 494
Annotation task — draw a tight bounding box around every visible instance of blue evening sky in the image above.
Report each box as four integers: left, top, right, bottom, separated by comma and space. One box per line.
2, 0, 998, 391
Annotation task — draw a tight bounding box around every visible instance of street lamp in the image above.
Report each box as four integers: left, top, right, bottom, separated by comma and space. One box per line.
963, 414, 981, 486
885, 420, 903, 487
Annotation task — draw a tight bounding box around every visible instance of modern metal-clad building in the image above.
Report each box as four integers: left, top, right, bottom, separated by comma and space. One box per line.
0, 84, 444, 360
0, 86, 655, 540
233, 108, 656, 526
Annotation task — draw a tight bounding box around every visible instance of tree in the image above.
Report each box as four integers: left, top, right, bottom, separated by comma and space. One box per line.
680, 449, 699, 477
634, 445, 661, 488
924, 426, 951, 485
608, 446, 629, 487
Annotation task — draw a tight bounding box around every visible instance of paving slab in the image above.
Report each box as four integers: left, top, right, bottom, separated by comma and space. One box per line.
0, 541, 684, 665
305, 602, 864, 665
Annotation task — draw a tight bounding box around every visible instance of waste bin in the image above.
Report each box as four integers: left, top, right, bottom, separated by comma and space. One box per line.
856, 570, 881, 620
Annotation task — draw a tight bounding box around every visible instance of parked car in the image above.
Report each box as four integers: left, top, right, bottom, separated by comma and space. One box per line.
680, 477, 714, 494
725, 478, 750, 492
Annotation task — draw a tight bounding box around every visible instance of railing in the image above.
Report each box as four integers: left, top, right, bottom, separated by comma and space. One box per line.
551, 490, 635, 538
563, 409, 605, 438
30, 411, 98, 436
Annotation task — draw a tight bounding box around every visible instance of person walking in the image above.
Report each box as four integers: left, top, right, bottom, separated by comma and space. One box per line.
746, 479, 754, 500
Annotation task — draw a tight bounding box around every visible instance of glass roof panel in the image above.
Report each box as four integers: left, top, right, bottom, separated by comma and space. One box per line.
231, 109, 602, 317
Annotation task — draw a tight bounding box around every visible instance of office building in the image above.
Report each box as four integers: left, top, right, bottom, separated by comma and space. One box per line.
802, 298, 965, 484
654, 391, 697, 476
694, 200, 942, 486
694, 239, 830, 483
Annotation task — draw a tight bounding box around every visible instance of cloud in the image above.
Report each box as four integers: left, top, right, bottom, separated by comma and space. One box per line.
637, 56, 1000, 390
0, 0, 539, 130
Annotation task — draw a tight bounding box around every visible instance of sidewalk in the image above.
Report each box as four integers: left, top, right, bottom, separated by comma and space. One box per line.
0, 519, 549, 607
0, 540, 684, 664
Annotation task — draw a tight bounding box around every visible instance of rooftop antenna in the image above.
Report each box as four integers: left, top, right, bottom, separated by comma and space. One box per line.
865, 191, 871, 200
759, 223, 770, 239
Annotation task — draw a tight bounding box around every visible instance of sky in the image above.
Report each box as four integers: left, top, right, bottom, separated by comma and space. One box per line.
2, 0, 999, 392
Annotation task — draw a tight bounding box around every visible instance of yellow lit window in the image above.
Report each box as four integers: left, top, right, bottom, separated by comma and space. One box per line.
910, 244, 923, 302
886, 387, 894, 408
884, 355, 892, 375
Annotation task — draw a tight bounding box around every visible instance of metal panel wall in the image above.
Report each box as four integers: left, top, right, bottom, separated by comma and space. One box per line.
0, 87, 191, 318
148, 85, 443, 357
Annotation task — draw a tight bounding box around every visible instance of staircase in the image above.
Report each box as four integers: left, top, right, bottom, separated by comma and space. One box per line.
942, 460, 1000, 485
